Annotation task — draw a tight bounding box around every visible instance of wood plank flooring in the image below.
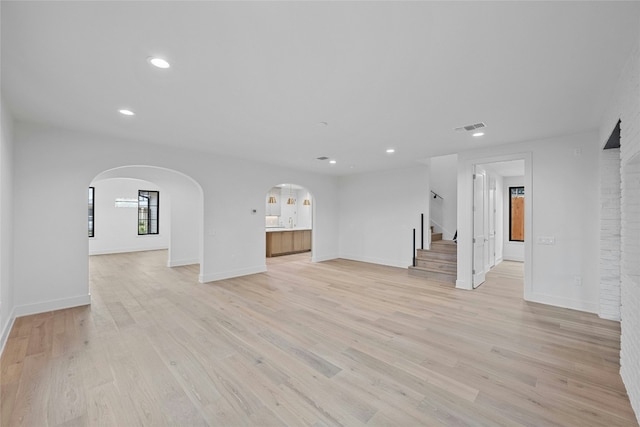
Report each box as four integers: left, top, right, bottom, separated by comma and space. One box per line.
1, 250, 637, 426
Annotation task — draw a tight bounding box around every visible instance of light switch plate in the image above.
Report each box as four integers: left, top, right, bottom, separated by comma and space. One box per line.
537, 236, 555, 245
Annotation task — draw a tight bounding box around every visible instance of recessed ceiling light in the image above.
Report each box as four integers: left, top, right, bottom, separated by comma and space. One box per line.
119, 109, 135, 116
473, 132, 484, 137
329, 160, 337, 164
148, 57, 170, 69
386, 148, 395, 154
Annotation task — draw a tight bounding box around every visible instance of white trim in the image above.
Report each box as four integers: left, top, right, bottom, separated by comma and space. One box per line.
89, 246, 168, 256
526, 292, 598, 314
312, 253, 339, 263
13, 294, 91, 318
199, 265, 267, 283
338, 254, 408, 269
0, 308, 16, 356
167, 258, 199, 268
456, 278, 472, 290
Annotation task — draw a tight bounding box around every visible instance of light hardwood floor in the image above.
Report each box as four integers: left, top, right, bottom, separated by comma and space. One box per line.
1, 250, 637, 426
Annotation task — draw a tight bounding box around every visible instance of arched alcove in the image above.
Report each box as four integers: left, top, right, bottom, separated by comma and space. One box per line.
264, 183, 314, 261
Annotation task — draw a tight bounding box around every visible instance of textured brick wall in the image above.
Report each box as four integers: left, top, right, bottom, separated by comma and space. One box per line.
601, 34, 640, 420
599, 148, 621, 320
600, 23, 640, 419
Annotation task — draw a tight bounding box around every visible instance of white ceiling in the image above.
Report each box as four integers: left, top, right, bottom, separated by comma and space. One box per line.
2, 2, 639, 176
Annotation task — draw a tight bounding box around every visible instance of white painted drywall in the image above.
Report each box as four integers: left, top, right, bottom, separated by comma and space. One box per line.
0, 98, 15, 352
502, 176, 525, 262
457, 131, 600, 315
11, 121, 340, 317
429, 154, 458, 240
296, 189, 313, 229
338, 165, 429, 267
89, 178, 169, 255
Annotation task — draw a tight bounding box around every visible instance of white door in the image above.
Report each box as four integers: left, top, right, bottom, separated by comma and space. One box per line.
473, 169, 487, 288
488, 177, 496, 269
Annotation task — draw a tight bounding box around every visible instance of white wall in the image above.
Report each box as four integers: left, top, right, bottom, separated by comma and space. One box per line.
338, 165, 428, 268
11, 121, 340, 318
429, 154, 457, 240
89, 178, 169, 255
457, 131, 600, 315
502, 176, 525, 262
0, 98, 15, 352
600, 26, 640, 421
296, 189, 313, 229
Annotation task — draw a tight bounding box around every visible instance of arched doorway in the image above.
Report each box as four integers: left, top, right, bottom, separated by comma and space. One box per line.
88, 165, 204, 282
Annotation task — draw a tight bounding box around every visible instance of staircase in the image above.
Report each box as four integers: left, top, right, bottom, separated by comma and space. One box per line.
408, 227, 457, 284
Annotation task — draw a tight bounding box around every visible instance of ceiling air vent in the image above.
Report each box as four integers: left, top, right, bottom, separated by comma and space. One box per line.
316, 156, 329, 160
455, 122, 486, 132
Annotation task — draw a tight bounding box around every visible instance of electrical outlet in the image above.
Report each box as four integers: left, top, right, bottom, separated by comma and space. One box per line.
574, 276, 582, 286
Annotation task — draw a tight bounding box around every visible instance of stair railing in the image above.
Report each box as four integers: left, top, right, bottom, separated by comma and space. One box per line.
412, 228, 416, 267
412, 212, 426, 267
421, 213, 424, 249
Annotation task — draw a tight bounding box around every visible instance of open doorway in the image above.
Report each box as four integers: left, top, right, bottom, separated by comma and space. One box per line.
472, 160, 525, 288
265, 183, 313, 263
88, 166, 204, 290
457, 152, 531, 300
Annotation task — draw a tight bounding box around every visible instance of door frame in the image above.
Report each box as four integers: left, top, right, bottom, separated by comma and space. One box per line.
472, 167, 487, 288
456, 152, 532, 301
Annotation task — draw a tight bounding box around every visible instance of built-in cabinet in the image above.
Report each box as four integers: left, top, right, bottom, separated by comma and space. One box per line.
266, 230, 311, 257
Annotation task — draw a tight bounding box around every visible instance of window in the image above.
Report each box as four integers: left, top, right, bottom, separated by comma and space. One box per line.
138, 190, 159, 235
114, 198, 138, 208
509, 186, 524, 242
88, 187, 95, 237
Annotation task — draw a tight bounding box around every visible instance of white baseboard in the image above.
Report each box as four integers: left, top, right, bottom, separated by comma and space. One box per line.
199, 265, 267, 283
525, 292, 598, 314
167, 258, 199, 267
598, 312, 621, 321
312, 253, 339, 263
456, 279, 472, 290
0, 307, 16, 356
13, 294, 91, 318
338, 254, 407, 268
89, 246, 168, 256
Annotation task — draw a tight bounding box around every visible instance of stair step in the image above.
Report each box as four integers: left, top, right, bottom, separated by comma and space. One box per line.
408, 266, 456, 284
416, 252, 458, 264
423, 241, 457, 254
415, 259, 457, 273
431, 233, 442, 242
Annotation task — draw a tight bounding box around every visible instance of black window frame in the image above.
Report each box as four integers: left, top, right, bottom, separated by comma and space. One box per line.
88, 187, 95, 238
509, 186, 525, 242
138, 190, 159, 235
